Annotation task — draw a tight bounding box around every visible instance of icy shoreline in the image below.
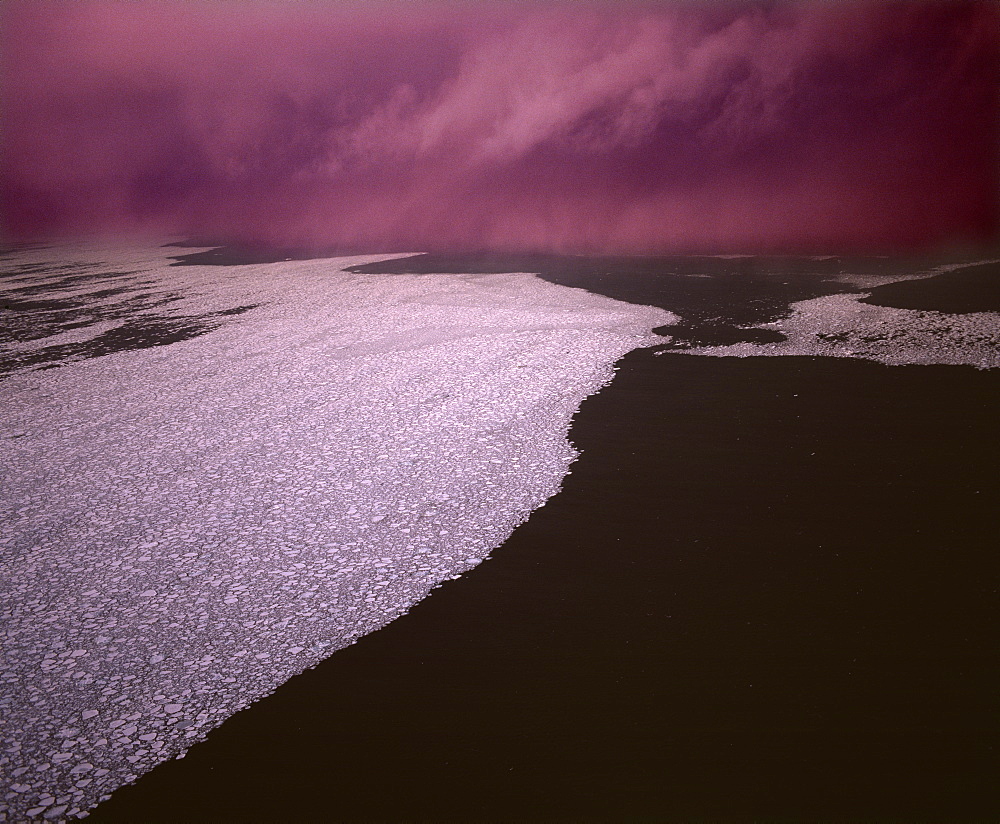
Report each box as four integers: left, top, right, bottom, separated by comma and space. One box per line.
0, 248, 673, 821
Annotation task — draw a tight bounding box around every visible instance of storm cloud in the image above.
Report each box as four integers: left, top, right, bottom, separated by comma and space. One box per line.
2, 1, 996, 252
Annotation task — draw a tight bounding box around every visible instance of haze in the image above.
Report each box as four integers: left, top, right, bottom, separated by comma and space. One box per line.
2, 0, 996, 253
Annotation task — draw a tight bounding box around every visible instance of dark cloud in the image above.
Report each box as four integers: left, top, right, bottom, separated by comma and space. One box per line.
2, 1, 996, 252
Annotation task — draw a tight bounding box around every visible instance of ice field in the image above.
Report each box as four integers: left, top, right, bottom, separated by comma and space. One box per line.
0, 245, 673, 820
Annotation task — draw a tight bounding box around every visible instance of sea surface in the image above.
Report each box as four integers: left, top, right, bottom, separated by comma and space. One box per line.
2, 244, 998, 821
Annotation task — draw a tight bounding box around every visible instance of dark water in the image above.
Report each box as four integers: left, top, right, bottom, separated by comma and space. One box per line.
90, 250, 999, 821
91, 352, 998, 822
861, 259, 1000, 313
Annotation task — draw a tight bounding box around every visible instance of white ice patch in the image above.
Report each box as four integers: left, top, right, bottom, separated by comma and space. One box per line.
673, 292, 1000, 369
829, 258, 1000, 290
671, 260, 1000, 370
2, 320, 126, 353
0, 247, 673, 820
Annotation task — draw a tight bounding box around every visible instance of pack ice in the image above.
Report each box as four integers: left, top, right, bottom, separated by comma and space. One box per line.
0, 247, 673, 821
675, 260, 1000, 369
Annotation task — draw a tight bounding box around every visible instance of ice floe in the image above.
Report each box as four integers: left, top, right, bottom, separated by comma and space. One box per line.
671, 260, 1000, 369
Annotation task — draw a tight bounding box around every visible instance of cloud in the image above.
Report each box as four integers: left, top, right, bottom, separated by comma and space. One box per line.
2, 0, 996, 251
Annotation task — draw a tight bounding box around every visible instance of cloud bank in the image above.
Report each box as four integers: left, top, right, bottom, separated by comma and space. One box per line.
2, 1, 997, 252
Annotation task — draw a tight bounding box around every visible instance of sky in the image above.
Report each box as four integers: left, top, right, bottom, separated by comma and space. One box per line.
1, 0, 997, 254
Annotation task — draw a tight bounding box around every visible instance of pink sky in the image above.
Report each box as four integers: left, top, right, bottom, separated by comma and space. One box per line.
2, 1, 996, 252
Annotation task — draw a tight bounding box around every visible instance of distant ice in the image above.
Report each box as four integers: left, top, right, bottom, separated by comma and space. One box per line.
0, 246, 672, 820
829, 259, 1000, 290
674, 259, 1000, 369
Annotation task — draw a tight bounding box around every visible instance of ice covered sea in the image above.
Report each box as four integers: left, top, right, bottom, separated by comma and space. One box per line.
0, 244, 673, 820
4, 244, 1000, 821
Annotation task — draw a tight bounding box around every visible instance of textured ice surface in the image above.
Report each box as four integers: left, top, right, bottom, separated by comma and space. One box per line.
0, 247, 673, 820
672, 259, 1000, 369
